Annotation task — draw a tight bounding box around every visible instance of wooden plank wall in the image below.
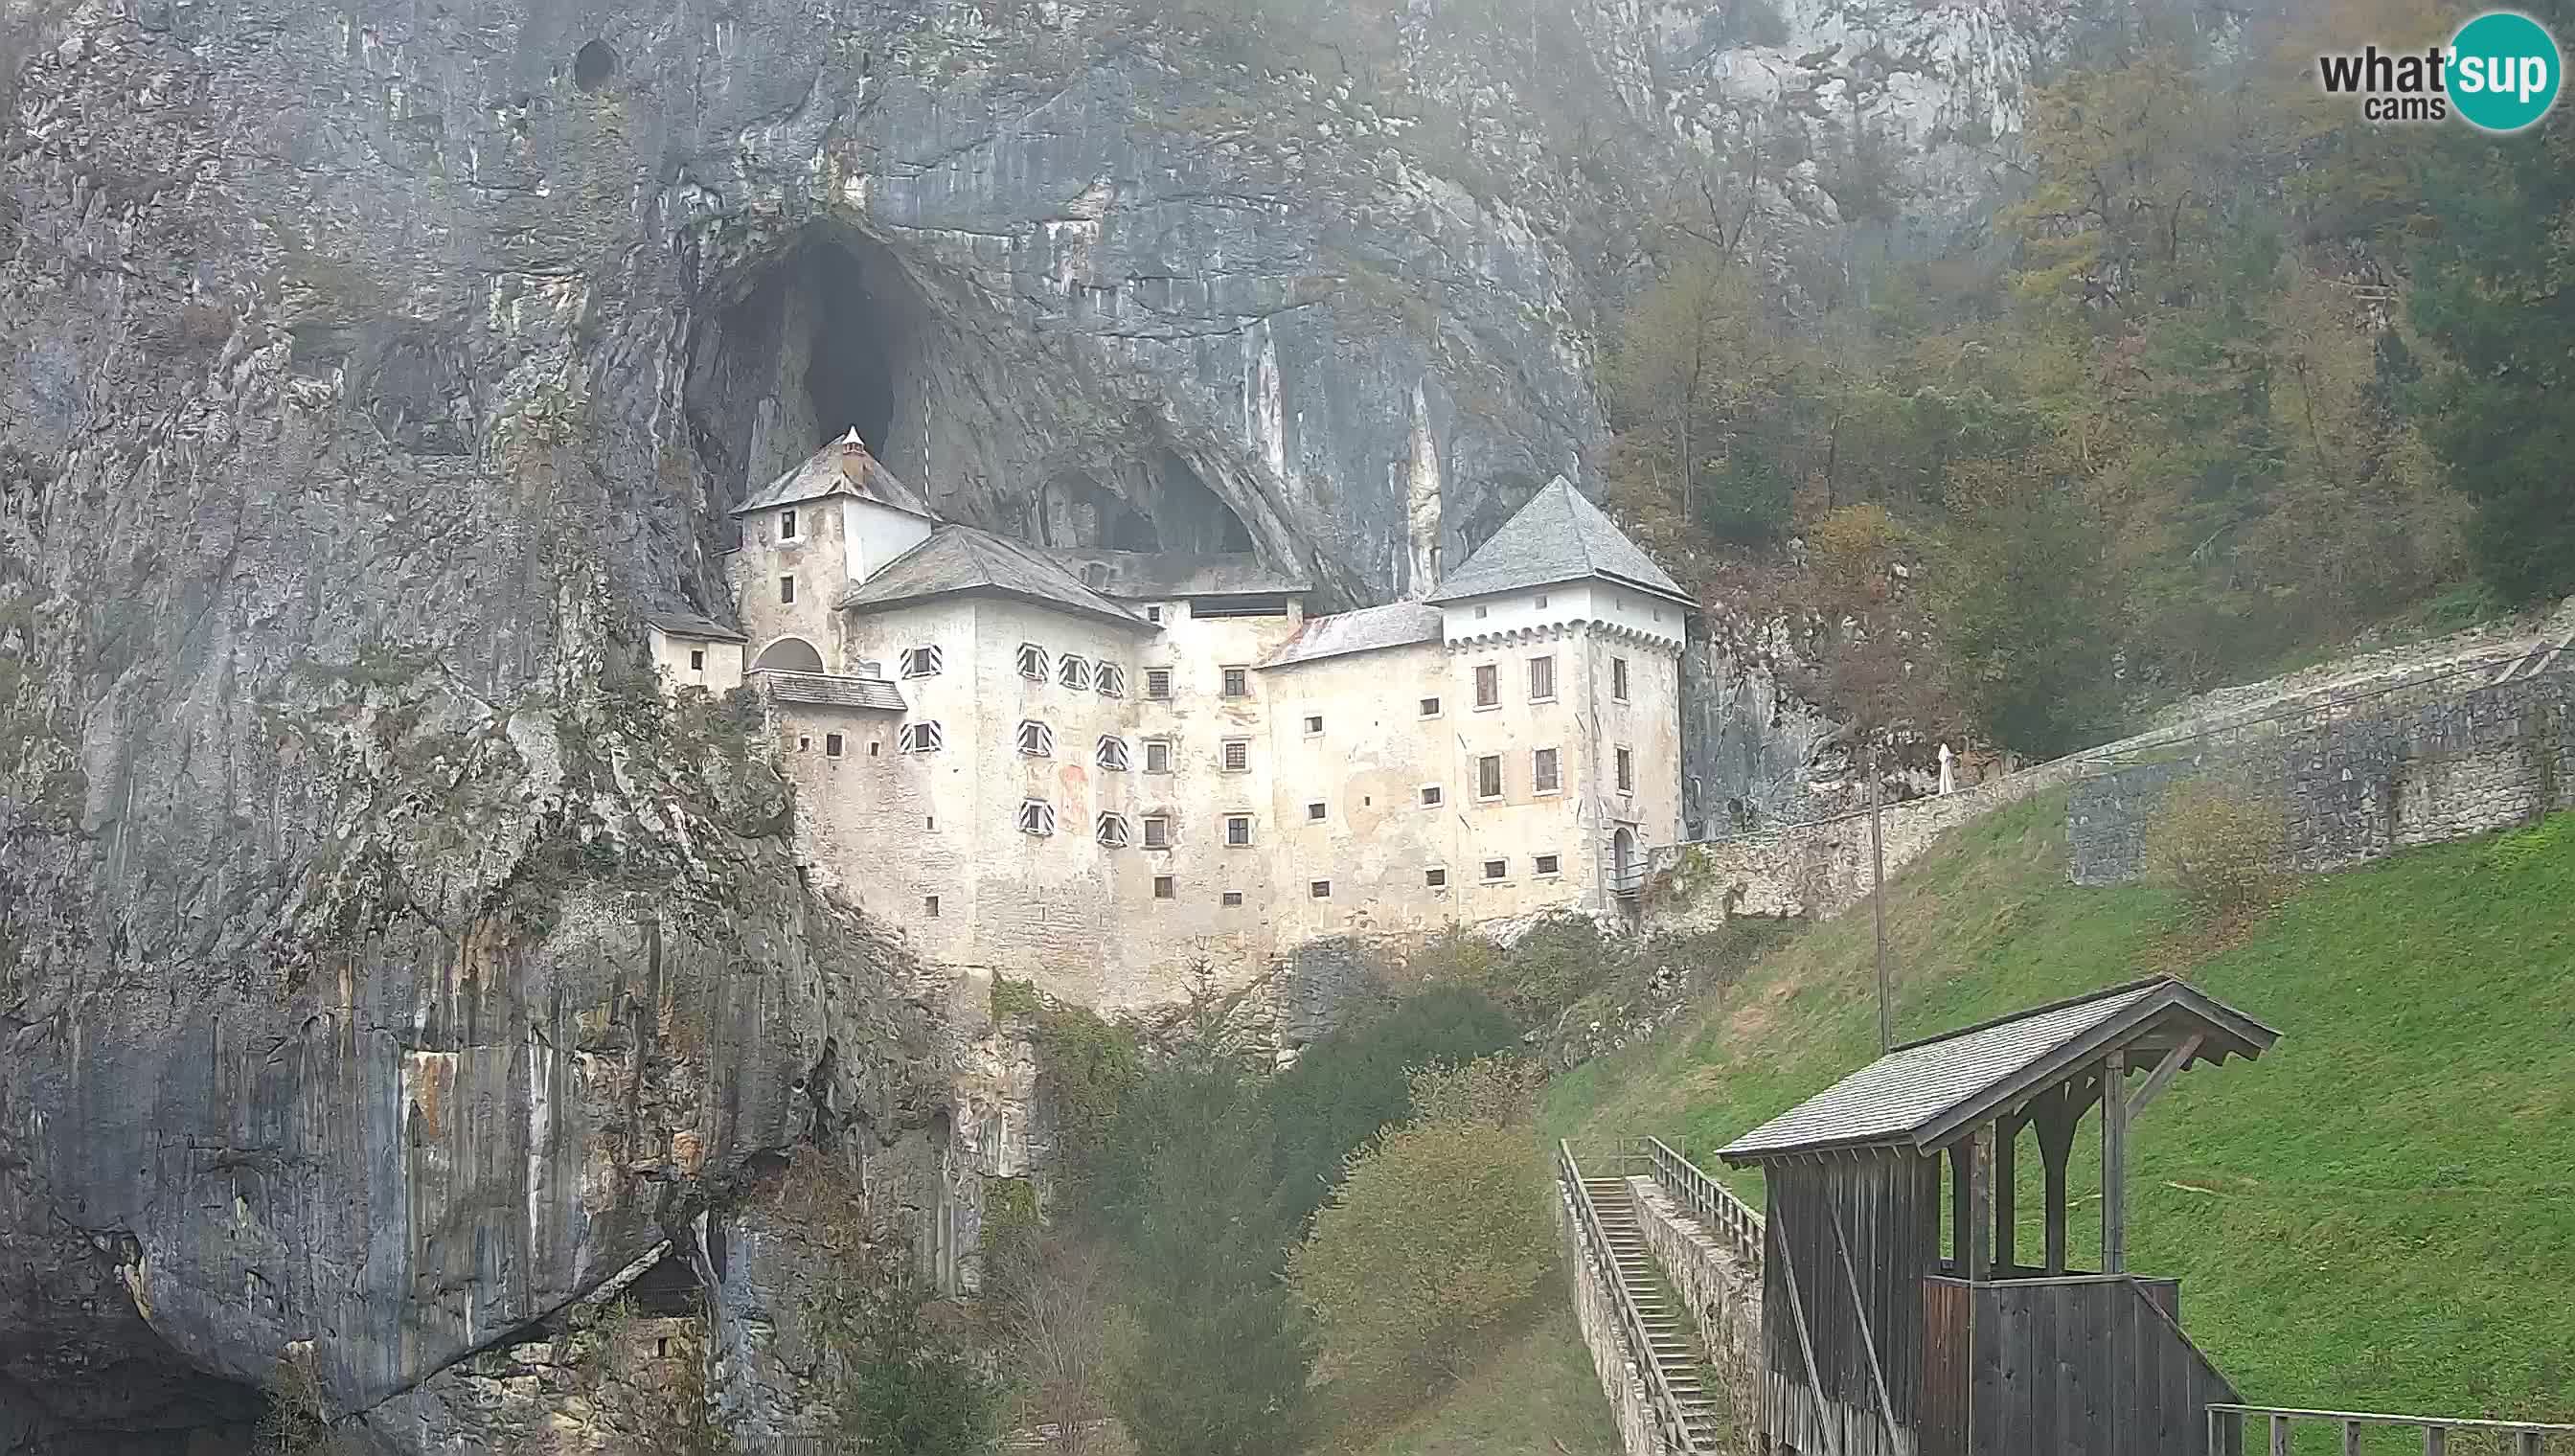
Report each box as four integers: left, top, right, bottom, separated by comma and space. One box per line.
1918, 1278, 1971, 1456
1965, 1277, 2238, 1456
1762, 1153, 1943, 1456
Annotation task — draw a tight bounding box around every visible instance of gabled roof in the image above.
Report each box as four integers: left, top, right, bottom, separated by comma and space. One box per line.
1051, 549, 1310, 600
758, 670, 906, 712
646, 609, 747, 643
1258, 602, 1444, 671
1717, 977, 2280, 1164
1425, 476, 1690, 606
835, 526, 1154, 632
733, 431, 934, 519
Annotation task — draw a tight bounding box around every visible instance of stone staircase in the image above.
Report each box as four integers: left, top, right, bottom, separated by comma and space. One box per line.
1581, 1173, 1729, 1452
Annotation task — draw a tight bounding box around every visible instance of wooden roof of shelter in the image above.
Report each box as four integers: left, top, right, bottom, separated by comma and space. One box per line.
1717, 976, 2278, 1164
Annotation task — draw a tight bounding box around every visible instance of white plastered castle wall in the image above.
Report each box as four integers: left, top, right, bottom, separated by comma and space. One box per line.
725, 501, 846, 671
647, 628, 745, 696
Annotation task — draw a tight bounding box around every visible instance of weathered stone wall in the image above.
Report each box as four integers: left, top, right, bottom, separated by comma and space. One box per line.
1556, 1176, 1672, 1456
2069, 670, 2575, 885
1629, 1180, 1761, 1453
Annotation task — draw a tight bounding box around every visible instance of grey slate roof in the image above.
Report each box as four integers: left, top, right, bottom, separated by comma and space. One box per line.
758, 670, 906, 712
646, 609, 747, 642
1051, 549, 1311, 599
835, 526, 1153, 631
1258, 602, 1444, 671
733, 431, 934, 518
1717, 977, 2280, 1163
1425, 476, 1690, 606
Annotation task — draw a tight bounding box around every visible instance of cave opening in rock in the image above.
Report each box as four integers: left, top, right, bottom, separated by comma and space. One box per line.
572, 39, 617, 91
1148, 451, 1253, 554
685, 230, 925, 511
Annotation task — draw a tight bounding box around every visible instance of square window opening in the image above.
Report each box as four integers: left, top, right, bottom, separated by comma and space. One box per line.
1144, 739, 1174, 774
923, 895, 940, 918
1420, 785, 1444, 808
1222, 739, 1250, 773
1310, 880, 1331, 899
1096, 663, 1126, 697
825, 733, 844, 758
1420, 696, 1441, 717
1142, 815, 1171, 850
1483, 858, 1508, 881
1304, 715, 1324, 736
1221, 890, 1244, 908
1535, 853, 1561, 876
900, 646, 944, 678
1306, 802, 1326, 822
1220, 666, 1249, 698
1225, 814, 1253, 847
1016, 643, 1050, 680
1152, 875, 1175, 899
1424, 867, 1447, 888
1145, 668, 1173, 699
689, 648, 705, 671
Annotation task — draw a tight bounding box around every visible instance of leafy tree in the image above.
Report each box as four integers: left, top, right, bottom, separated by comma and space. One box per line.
1260, 985, 1517, 1232
1939, 458, 2124, 760
2142, 776, 2290, 927
1285, 1059, 1552, 1402
2409, 57, 2575, 603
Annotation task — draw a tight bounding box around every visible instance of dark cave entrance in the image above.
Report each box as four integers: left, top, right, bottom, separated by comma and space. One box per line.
683, 229, 1258, 557
685, 230, 924, 509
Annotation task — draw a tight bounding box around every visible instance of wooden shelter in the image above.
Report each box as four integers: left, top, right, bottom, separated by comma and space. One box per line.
1716, 976, 2280, 1456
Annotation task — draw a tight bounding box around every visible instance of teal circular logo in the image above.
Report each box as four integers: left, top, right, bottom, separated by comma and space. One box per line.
2450, 11, 2562, 132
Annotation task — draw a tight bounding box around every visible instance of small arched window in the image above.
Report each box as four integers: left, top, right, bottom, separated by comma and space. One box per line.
1017, 719, 1055, 758
1096, 736, 1130, 771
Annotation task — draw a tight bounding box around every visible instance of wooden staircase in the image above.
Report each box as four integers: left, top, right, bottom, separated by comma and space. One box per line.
1581, 1173, 1729, 1452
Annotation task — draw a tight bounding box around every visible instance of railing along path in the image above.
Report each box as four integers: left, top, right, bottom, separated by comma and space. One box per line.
2209, 1404, 2575, 1455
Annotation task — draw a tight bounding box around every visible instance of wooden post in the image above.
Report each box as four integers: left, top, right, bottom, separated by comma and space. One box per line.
2270, 1414, 2291, 1456
2425, 1427, 2447, 1456
1965, 1125, 1994, 1282
1994, 1116, 2018, 1275
2346, 1421, 2364, 1456
2033, 1085, 2077, 1276
2103, 1052, 2129, 1275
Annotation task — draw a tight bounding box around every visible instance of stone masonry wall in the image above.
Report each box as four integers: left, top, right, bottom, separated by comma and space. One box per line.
2069, 669, 2574, 885
1629, 1179, 1762, 1453
1557, 1176, 1672, 1456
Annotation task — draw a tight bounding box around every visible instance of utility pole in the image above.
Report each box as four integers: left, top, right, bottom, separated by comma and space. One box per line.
1871, 744, 1890, 1055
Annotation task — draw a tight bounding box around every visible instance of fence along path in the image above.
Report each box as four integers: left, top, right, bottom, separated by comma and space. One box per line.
1562, 1142, 1731, 1452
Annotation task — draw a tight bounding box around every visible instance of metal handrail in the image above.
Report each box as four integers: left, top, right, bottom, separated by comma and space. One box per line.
1559, 1140, 1700, 1454
2208, 1404, 2575, 1455
1638, 1136, 1765, 1273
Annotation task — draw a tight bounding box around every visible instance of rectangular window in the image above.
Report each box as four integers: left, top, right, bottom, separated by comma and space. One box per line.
1221, 666, 1249, 698
1474, 663, 1499, 708
1225, 814, 1253, 847
1143, 739, 1173, 774
1222, 739, 1250, 773
1306, 802, 1326, 822
1017, 800, 1056, 836
825, 733, 845, 758
1424, 867, 1447, 888
923, 895, 939, 918
1016, 643, 1050, 680
1059, 655, 1092, 691
1534, 592, 1549, 609
1477, 755, 1503, 800
1096, 736, 1130, 771
1147, 605, 1165, 624
869, 740, 880, 756
1534, 746, 1560, 795
1221, 890, 1243, 907
1483, 858, 1508, 881
1142, 815, 1171, 850
1528, 654, 1556, 702
780, 508, 798, 540
1535, 853, 1561, 876
1474, 604, 1489, 620
1611, 656, 1629, 702
1017, 719, 1055, 758
1420, 785, 1444, 808
898, 721, 943, 753
1419, 696, 1441, 718
1152, 875, 1175, 899
689, 648, 705, 671
1304, 715, 1324, 736
1616, 746, 1634, 793
900, 646, 943, 678
1096, 663, 1126, 697
797, 736, 811, 751
779, 575, 796, 604
1096, 813, 1129, 848
1145, 668, 1173, 699
1310, 880, 1331, 899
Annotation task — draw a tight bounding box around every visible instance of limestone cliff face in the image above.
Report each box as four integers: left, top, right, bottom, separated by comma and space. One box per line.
0, 0, 2070, 1446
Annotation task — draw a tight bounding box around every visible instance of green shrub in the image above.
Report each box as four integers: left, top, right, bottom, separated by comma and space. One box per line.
2141, 777, 2290, 925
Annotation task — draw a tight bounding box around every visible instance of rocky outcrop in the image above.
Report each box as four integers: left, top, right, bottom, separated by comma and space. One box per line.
0, 0, 2091, 1445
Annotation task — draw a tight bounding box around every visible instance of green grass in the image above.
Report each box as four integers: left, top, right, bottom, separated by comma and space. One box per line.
1543, 791, 2575, 1428
1344, 1286, 1621, 1456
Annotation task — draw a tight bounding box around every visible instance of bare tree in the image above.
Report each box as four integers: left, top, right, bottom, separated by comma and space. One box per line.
988, 1238, 1118, 1455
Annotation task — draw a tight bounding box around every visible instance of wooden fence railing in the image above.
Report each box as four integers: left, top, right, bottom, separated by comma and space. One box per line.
2208, 1405, 2575, 1455
1559, 1140, 1702, 1455
1639, 1135, 1764, 1272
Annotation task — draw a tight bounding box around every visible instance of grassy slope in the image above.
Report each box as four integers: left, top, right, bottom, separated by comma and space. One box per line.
1537, 792, 2575, 1425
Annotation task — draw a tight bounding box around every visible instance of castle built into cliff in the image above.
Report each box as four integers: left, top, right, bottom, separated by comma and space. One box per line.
649, 433, 1691, 1010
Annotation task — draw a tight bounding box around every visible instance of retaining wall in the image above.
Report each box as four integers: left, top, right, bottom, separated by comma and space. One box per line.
1556, 1177, 1671, 1456
2070, 669, 2573, 884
